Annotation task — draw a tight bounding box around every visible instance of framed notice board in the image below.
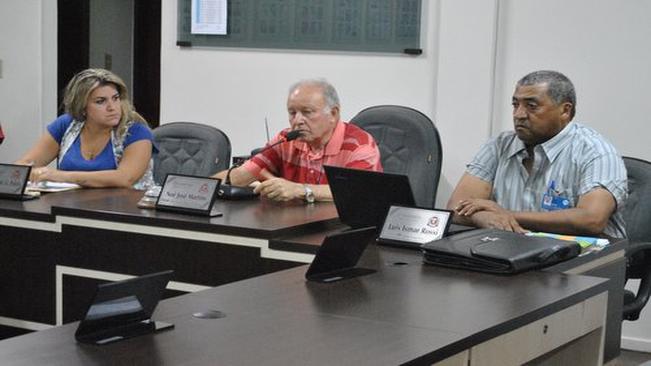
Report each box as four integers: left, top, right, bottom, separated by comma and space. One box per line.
177, 0, 422, 54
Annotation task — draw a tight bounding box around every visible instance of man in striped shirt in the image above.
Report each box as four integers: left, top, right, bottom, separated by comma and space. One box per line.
214, 79, 382, 202
447, 70, 627, 238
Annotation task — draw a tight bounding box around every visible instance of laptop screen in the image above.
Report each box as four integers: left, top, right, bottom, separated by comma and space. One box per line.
324, 166, 415, 229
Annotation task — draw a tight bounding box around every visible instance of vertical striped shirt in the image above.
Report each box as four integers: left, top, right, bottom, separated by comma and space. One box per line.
467, 122, 627, 238
242, 121, 382, 184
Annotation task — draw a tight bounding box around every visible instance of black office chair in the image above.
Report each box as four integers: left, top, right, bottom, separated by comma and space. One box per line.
153, 122, 231, 185
351, 105, 442, 208
622, 156, 651, 321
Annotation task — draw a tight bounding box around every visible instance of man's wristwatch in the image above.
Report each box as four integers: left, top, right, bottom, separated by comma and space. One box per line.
303, 185, 315, 203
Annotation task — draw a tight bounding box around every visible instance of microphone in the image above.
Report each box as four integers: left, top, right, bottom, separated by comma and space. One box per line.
250, 129, 302, 156
217, 130, 303, 200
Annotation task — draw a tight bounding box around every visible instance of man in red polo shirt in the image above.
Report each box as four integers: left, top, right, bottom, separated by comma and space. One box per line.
214, 79, 382, 202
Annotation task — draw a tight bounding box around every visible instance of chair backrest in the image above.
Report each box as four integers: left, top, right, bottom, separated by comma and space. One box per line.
622, 156, 651, 245
350, 105, 442, 208
153, 122, 231, 184
621, 156, 651, 320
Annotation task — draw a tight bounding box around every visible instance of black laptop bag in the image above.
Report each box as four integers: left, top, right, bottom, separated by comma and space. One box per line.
421, 228, 581, 274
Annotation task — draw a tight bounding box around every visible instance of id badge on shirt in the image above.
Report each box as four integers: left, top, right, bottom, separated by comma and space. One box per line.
541, 180, 571, 211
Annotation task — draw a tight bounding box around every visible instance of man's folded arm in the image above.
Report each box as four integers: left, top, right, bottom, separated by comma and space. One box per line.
213, 166, 258, 186
448, 173, 617, 235
446, 173, 493, 226
513, 188, 616, 236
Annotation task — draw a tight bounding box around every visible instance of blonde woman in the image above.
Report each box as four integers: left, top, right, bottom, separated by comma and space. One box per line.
16, 69, 155, 188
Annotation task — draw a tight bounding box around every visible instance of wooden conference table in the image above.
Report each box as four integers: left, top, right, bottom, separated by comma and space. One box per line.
0, 188, 625, 361
273, 224, 626, 363
0, 188, 339, 327
0, 244, 609, 365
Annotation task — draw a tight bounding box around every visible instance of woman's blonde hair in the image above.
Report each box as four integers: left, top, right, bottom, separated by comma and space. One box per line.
62, 68, 146, 136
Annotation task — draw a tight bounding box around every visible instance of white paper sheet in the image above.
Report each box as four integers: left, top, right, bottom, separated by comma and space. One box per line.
28, 181, 82, 192
191, 0, 228, 35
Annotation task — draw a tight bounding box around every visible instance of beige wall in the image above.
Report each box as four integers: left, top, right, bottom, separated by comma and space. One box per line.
0, 0, 56, 164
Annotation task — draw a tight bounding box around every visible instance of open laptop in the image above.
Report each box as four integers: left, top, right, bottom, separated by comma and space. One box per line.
155, 174, 222, 217
324, 166, 416, 230
75, 270, 174, 345
0, 163, 37, 200
305, 227, 377, 283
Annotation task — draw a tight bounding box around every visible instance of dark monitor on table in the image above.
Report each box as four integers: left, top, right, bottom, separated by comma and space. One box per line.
324, 165, 415, 230
75, 270, 174, 345
305, 227, 377, 283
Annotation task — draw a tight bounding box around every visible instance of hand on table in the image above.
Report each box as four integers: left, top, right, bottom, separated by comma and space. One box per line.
253, 177, 303, 202
454, 198, 504, 216
453, 198, 527, 233
30, 166, 63, 183
470, 211, 527, 233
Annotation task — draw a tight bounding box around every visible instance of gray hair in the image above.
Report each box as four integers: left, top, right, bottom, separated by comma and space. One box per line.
288, 79, 340, 111
517, 70, 577, 119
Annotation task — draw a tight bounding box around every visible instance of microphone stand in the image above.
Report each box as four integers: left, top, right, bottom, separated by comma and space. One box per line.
217, 130, 303, 200
217, 160, 257, 200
